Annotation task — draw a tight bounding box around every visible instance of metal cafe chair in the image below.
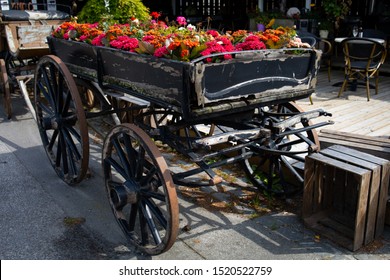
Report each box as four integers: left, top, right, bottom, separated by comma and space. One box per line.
315, 38, 333, 82
338, 37, 387, 101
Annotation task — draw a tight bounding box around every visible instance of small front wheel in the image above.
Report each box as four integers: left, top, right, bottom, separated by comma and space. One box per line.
102, 123, 179, 255
242, 102, 320, 196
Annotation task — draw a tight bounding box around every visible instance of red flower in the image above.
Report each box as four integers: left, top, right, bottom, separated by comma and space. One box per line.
150, 12, 161, 20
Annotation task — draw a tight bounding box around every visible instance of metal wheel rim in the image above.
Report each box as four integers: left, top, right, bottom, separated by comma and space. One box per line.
34, 55, 89, 185
102, 123, 179, 255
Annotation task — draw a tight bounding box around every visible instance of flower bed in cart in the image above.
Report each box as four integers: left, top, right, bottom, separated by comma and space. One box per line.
49, 13, 319, 119
52, 13, 312, 63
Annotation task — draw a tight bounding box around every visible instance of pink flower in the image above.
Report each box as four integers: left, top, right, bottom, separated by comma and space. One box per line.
234, 35, 266, 51
110, 36, 139, 52
91, 34, 105, 46
207, 30, 220, 38
79, 35, 88, 41
176, 16, 187, 26
142, 35, 156, 43
154, 46, 169, 58
201, 40, 233, 62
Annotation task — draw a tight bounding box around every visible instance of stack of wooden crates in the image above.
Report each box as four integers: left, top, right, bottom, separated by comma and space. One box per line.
303, 143, 390, 251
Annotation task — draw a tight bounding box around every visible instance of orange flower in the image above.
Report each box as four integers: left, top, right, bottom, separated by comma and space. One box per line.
181, 49, 189, 58
167, 40, 181, 50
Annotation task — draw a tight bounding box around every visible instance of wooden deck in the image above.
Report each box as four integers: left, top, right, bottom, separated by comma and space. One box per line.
295, 67, 390, 138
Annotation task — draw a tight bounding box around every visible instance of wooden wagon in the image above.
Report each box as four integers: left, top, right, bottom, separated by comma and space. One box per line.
0, 8, 69, 118
15, 31, 334, 255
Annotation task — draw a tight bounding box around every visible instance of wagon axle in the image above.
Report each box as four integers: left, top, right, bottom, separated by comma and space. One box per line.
110, 181, 139, 208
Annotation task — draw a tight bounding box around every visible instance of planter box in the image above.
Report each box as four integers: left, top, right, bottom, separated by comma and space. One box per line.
48, 37, 321, 120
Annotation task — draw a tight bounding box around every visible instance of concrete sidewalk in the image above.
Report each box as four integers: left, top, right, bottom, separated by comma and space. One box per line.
0, 95, 389, 260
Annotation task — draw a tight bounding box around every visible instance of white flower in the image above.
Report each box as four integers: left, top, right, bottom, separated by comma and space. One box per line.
187, 24, 196, 31
165, 38, 173, 48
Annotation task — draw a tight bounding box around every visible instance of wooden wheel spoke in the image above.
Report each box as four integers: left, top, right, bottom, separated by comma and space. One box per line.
47, 129, 59, 151
113, 137, 132, 178
61, 92, 74, 117
123, 133, 137, 177
40, 67, 57, 109
54, 72, 64, 113
142, 190, 165, 202
128, 203, 138, 231
37, 82, 56, 110
135, 147, 145, 180
144, 198, 167, 229
36, 100, 54, 116
62, 128, 82, 162
105, 156, 128, 179
66, 125, 82, 145
139, 165, 157, 186
59, 132, 70, 175
140, 201, 162, 245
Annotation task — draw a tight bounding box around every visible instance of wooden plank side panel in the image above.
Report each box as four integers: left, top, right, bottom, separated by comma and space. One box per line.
303, 152, 372, 251
319, 147, 381, 244
328, 145, 390, 237
17, 25, 53, 49
318, 130, 390, 161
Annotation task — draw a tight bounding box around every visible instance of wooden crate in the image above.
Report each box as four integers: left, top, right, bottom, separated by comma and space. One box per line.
319, 130, 390, 226
318, 129, 390, 161
303, 145, 390, 251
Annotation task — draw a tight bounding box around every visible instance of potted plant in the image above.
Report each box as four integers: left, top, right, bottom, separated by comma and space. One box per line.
255, 13, 270, 31
318, 20, 333, 38
321, 0, 352, 34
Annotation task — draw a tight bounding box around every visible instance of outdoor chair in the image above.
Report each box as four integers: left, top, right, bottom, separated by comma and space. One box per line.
300, 36, 317, 47
315, 38, 333, 82
338, 37, 387, 101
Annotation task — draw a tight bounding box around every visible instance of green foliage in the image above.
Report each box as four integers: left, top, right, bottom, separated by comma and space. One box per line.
113, 0, 150, 23
255, 13, 270, 24
77, 0, 107, 23
322, 0, 352, 20
77, 0, 150, 24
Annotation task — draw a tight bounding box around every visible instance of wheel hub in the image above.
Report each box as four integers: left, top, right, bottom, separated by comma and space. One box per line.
110, 180, 140, 208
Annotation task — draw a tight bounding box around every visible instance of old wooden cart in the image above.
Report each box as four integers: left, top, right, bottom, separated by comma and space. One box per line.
31, 36, 333, 255
0, 8, 69, 118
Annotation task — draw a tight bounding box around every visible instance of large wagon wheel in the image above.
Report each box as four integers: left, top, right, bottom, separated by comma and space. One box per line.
242, 102, 320, 196
0, 59, 12, 119
34, 55, 89, 185
102, 123, 179, 255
